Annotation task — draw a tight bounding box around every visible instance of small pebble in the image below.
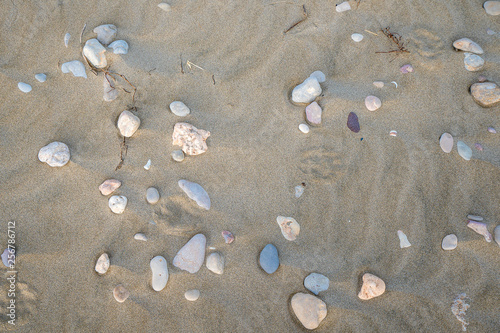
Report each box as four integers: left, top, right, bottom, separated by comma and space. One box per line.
304, 273, 330, 295
173, 234, 206, 273
38, 142, 70, 167
295, 183, 305, 198
439, 133, 453, 153
185, 289, 200, 301
487, 127, 496, 133
351, 33, 363, 42
474, 143, 483, 151
113, 285, 130, 303
158, 3, 172, 11
309, 71, 326, 83
397, 230, 411, 248
467, 220, 492, 242
400, 64, 414, 73
1, 248, 13, 267
95, 253, 110, 275
471, 82, 500, 108
99, 179, 121, 196
373, 81, 384, 88
494, 225, 500, 246
61, 60, 87, 78
222, 230, 235, 244
18, 82, 32, 93
134, 233, 147, 241
291, 76, 322, 104
144, 159, 151, 170
259, 244, 279, 274
442, 234, 458, 250
487, 29, 496, 35
171, 150, 185, 162
108, 195, 127, 214
108, 40, 129, 55
305, 101, 322, 125
389, 130, 397, 137
299, 123, 310, 134
83, 39, 107, 68
150, 256, 169, 291
358, 273, 386, 300
478, 75, 487, 83
457, 141, 472, 161
464, 53, 484, 72
206, 252, 224, 275
365, 96, 381, 111
276, 216, 300, 241
484, 1, 500, 15
453, 38, 484, 54
170, 101, 191, 117
336, 1, 351, 12
291, 293, 327, 330
146, 187, 160, 204
64, 33, 70, 47
347, 112, 360, 133
35, 73, 47, 82
467, 215, 483, 222
117, 110, 141, 137
93, 24, 117, 46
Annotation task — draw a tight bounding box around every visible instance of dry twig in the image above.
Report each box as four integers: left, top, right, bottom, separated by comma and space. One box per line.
284, 4, 307, 34
80, 22, 87, 44
115, 137, 128, 171
375, 27, 410, 60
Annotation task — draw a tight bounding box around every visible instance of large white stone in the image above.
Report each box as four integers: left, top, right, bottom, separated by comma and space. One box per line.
172, 123, 210, 155
178, 179, 211, 210
93, 24, 117, 45
61, 60, 87, 78
38, 142, 70, 167
291, 76, 322, 104
170, 101, 191, 117
150, 256, 169, 291
108, 195, 127, 214
173, 234, 206, 273
83, 39, 107, 68
291, 293, 327, 330
117, 110, 140, 137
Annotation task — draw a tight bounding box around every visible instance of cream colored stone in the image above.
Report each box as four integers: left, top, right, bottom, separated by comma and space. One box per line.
95, 253, 110, 274
358, 273, 386, 300
117, 110, 140, 137
291, 293, 327, 330
172, 123, 210, 155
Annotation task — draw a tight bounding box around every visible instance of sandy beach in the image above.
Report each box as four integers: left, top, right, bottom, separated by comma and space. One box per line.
1, 0, 499, 331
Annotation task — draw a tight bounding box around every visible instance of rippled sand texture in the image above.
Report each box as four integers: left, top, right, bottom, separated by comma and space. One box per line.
1, 0, 499, 331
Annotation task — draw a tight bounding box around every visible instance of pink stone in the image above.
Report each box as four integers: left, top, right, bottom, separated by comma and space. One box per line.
474, 143, 483, 151
365, 96, 381, 111
400, 64, 414, 73
305, 102, 322, 125
467, 220, 492, 242
222, 231, 235, 244
99, 179, 121, 196
439, 133, 453, 153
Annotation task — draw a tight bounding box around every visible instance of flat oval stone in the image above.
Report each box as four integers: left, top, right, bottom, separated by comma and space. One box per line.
134, 233, 147, 241
291, 76, 322, 104
484, 1, 500, 15
299, 123, 310, 133
95, 253, 110, 274
400, 64, 414, 73
18, 82, 32, 93
173, 234, 206, 273
365, 96, 381, 111
453, 38, 484, 54
38, 142, 70, 167
464, 53, 485, 72
442, 234, 458, 250
146, 187, 160, 204
117, 110, 141, 137
305, 102, 322, 125
206, 252, 224, 275
304, 273, 330, 295
351, 33, 363, 42
185, 289, 200, 301
170, 101, 191, 117
439, 133, 453, 153
470, 82, 500, 107
291, 293, 327, 330
108, 195, 127, 214
467, 215, 483, 222
113, 284, 129, 303
158, 2, 172, 11
457, 141, 472, 160
347, 112, 360, 133
494, 225, 500, 246
178, 179, 210, 210
35, 73, 47, 82
150, 255, 169, 291
99, 179, 121, 196
259, 244, 279, 274
171, 149, 185, 162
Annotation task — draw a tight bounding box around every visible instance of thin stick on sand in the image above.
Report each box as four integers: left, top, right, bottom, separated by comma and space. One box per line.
375, 27, 410, 61
80, 22, 87, 44
186, 60, 205, 71
115, 137, 128, 171
284, 4, 307, 34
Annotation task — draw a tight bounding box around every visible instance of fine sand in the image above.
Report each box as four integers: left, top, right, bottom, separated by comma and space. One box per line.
1, 0, 499, 332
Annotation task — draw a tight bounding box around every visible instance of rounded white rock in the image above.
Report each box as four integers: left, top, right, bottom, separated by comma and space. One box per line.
18, 82, 32, 93
206, 252, 224, 275
35, 73, 47, 82
365, 96, 381, 111
336, 1, 351, 12
146, 187, 160, 204
484, 1, 500, 15
453, 38, 484, 54
38, 142, 70, 167
134, 233, 148, 241
61, 60, 87, 78
464, 53, 485, 72
150, 256, 169, 291
299, 123, 310, 134
83, 39, 107, 68
351, 33, 364, 42
170, 101, 191, 117
185, 289, 200, 301
93, 24, 117, 46
439, 133, 454, 153
442, 234, 458, 250
291, 76, 322, 104
171, 149, 185, 162
108, 195, 127, 214
309, 71, 326, 83
373, 81, 384, 88
158, 3, 172, 11
108, 40, 129, 55
117, 110, 140, 137
95, 253, 110, 274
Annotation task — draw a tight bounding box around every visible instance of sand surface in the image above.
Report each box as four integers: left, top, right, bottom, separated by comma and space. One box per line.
1, 0, 499, 331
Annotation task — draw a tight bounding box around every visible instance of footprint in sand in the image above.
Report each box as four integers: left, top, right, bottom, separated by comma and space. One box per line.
0, 279, 38, 330
407, 28, 445, 60
299, 147, 347, 183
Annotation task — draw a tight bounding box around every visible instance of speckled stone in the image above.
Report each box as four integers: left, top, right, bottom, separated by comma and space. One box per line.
471, 82, 500, 107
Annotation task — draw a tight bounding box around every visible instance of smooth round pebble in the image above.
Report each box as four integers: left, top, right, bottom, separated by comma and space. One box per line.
18, 82, 32, 93
150, 256, 169, 291
259, 244, 279, 274
304, 273, 330, 295
134, 233, 147, 241
170, 101, 191, 117
442, 234, 458, 250
484, 1, 500, 15
299, 123, 310, 134
35, 73, 47, 82
146, 187, 160, 204
185, 289, 200, 301
439, 133, 453, 153
457, 141, 472, 160
171, 149, 185, 162
95, 253, 110, 274
365, 96, 381, 111
109, 195, 127, 214
206, 252, 224, 275
373, 81, 384, 88
113, 285, 130, 303
117, 110, 141, 137
351, 33, 363, 42
38, 142, 70, 167
291, 293, 327, 330
158, 2, 172, 11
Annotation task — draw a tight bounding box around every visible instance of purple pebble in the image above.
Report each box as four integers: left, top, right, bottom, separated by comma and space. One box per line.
474, 143, 483, 151
347, 112, 360, 133
400, 64, 414, 74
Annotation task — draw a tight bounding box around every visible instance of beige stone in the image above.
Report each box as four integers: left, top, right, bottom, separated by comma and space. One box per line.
471, 82, 500, 107
98, 179, 121, 196
291, 293, 327, 330
358, 273, 386, 300
113, 285, 129, 303
172, 123, 210, 155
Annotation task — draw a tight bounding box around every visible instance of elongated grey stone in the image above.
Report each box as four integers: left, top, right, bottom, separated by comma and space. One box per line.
178, 180, 210, 210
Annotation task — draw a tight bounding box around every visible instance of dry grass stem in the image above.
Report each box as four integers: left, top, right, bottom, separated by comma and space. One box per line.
284, 4, 307, 34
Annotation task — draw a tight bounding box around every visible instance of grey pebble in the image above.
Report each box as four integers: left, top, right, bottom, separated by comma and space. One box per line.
146, 187, 160, 204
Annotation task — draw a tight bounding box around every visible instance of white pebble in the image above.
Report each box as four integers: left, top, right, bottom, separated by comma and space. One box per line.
117, 110, 140, 137
336, 1, 351, 12
108, 195, 127, 214
373, 81, 384, 88
61, 60, 87, 78
185, 289, 200, 301
206, 252, 224, 275
170, 101, 191, 117
38, 142, 70, 167
365, 95, 381, 111
171, 150, 185, 162
144, 159, 151, 170
397, 230, 411, 248
93, 24, 117, 46
35, 73, 47, 82
291, 76, 322, 104
146, 187, 160, 204
83, 39, 107, 68
64, 33, 70, 47
351, 33, 363, 42
309, 71, 326, 83
295, 184, 305, 198
150, 256, 169, 291
108, 40, 129, 55
158, 3, 172, 11
134, 233, 147, 241
299, 123, 310, 133
442, 234, 458, 250
18, 82, 32, 93
95, 253, 110, 274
